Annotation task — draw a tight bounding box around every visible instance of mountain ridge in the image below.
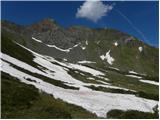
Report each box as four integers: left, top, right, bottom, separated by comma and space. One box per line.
2, 18, 158, 48
1, 18, 158, 77
1, 18, 159, 118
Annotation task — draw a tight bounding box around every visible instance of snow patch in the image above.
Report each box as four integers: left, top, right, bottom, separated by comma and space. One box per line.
0, 53, 53, 79
32, 37, 42, 43
15, 44, 139, 91
46, 44, 70, 52
46, 43, 80, 53
81, 46, 86, 50
69, 63, 104, 76
114, 42, 118, 46
98, 80, 110, 85
78, 61, 96, 64
1, 60, 158, 118
125, 75, 142, 79
138, 46, 143, 52
63, 58, 67, 61
33, 55, 85, 88
12, 44, 142, 90
97, 41, 100, 44
2, 43, 133, 92
140, 80, 159, 86
88, 77, 95, 80
86, 40, 88, 45
96, 76, 109, 81
109, 67, 119, 71
100, 50, 114, 65
129, 70, 138, 74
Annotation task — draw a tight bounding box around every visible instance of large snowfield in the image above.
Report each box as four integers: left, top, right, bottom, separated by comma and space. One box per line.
1, 44, 158, 118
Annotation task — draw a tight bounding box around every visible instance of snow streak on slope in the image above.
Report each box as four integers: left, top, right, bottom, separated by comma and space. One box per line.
100, 50, 115, 65
86, 40, 88, 45
125, 74, 142, 79
32, 37, 80, 53
17, 42, 105, 77
33, 54, 132, 91
1, 59, 158, 118
129, 70, 138, 74
139, 79, 159, 86
32, 37, 42, 43
78, 61, 96, 64
1, 48, 131, 91
109, 66, 119, 71
46, 43, 80, 53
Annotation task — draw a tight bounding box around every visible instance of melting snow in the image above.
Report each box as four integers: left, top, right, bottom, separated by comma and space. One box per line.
96, 76, 109, 81
81, 46, 86, 50
125, 75, 142, 79
12, 43, 137, 92
4, 43, 158, 118
1, 59, 158, 118
46, 43, 80, 53
140, 80, 159, 86
138, 46, 143, 52
109, 67, 119, 71
100, 50, 115, 65
63, 58, 67, 61
0, 53, 53, 79
129, 70, 146, 76
78, 61, 96, 64
46, 44, 70, 52
32, 37, 42, 43
86, 40, 88, 45
98, 80, 110, 85
129, 70, 138, 74
69, 63, 104, 76
114, 42, 118, 46
87, 77, 95, 80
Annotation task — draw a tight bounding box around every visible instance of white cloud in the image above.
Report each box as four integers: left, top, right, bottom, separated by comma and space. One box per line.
76, 0, 114, 22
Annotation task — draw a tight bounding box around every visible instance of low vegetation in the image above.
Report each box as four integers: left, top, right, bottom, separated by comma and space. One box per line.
1, 72, 98, 118
107, 108, 159, 119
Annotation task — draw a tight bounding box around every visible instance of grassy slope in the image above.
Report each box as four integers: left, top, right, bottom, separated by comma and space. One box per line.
1, 72, 98, 119
85, 31, 158, 77
107, 109, 158, 119
1, 71, 158, 119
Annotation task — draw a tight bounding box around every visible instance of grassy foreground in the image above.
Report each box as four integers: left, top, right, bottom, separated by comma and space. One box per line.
107, 109, 158, 119
1, 72, 98, 119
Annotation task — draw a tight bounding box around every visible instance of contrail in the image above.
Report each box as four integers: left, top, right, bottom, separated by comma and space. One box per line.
115, 9, 147, 42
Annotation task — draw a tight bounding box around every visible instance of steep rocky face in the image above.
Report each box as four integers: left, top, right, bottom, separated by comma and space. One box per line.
1, 18, 159, 77
27, 18, 79, 49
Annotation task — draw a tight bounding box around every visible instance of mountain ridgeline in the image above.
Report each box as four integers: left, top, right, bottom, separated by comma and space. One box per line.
2, 18, 158, 77
1, 18, 159, 118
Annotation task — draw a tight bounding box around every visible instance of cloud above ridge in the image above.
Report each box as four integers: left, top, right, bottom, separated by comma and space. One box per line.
76, 0, 114, 22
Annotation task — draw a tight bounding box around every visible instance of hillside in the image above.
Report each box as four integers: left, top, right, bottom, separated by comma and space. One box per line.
1, 19, 159, 118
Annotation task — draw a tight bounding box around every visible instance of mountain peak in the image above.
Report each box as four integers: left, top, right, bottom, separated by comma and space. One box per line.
28, 18, 60, 32
38, 18, 57, 25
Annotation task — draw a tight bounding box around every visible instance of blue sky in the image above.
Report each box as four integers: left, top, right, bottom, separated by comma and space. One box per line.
1, 1, 159, 47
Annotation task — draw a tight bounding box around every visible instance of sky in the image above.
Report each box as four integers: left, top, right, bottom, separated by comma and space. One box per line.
1, 1, 159, 47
